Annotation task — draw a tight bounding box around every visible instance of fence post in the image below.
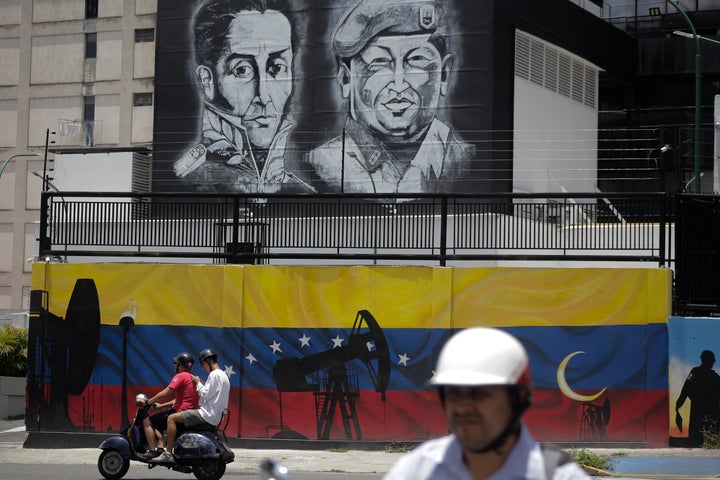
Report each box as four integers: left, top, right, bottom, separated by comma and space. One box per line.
230, 196, 240, 264
38, 192, 51, 257
659, 193, 667, 267
439, 196, 448, 266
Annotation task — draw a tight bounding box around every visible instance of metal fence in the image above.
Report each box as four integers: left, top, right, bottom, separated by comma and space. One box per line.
675, 194, 720, 315
38, 191, 671, 266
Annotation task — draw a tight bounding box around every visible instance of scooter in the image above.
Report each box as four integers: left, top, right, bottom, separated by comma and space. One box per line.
98, 394, 234, 480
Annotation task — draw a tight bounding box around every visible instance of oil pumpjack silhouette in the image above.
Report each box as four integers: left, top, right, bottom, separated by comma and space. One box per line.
579, 398, 611, 441
271, 310, 391, 440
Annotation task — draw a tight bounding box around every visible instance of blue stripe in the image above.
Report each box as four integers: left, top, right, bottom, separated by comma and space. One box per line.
92, 324, 667, 392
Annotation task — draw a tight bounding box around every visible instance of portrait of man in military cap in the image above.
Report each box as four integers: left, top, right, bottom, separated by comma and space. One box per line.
307, 0, 473, 196
172, 0, 314, 194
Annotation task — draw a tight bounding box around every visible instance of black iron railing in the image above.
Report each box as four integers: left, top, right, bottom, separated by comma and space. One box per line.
38, 191, 671, 266
674, 194, 720, 315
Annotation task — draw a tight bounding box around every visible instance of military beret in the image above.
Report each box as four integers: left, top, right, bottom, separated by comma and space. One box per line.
333, 0, 445, 59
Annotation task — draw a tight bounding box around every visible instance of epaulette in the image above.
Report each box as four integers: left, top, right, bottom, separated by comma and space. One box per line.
173, 144, 207, 178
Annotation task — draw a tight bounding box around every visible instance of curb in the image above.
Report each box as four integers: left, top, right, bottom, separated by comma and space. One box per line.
23, 430, 649, 451
23, 431, 646, 451
582, 461, 720, 478
24, 430, 421, 451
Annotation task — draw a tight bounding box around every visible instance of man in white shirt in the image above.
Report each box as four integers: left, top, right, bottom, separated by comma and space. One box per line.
151, 348, 230, 464
384, 327, 591, 480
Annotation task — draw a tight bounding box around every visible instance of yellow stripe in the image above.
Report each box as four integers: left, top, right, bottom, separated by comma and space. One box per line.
31, 264, 671, 328
451, 267, 671, 326
241, 265, 446, 328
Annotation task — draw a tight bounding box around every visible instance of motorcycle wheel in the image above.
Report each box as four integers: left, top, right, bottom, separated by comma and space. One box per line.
192, 458, 226, 480
98, 449, 130, 480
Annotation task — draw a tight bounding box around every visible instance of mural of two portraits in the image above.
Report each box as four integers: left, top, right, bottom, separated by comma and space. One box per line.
152, 0, 507, 196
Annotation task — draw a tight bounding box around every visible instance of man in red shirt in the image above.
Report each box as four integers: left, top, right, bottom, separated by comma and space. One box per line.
138, 352, 199, 459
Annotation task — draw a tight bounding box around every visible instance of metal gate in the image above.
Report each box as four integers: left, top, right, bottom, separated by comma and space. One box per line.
675, 194, 720, 315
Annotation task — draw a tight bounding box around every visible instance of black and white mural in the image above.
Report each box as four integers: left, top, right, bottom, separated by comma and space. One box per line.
152, 0, 502, 195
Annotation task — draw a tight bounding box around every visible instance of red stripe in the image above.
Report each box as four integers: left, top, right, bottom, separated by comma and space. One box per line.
66, 386, 669, 446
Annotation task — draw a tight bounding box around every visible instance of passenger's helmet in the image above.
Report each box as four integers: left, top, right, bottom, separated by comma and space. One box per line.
173, 352, 194, 369
429, 327, 531, 388
199, 348, 218, 364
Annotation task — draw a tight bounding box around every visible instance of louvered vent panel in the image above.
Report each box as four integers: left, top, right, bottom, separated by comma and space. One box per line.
545, 48, 558, 92
515, 31, 530, 80
515, 30, 598, 110
558, 53, 572, 98
584, 65, 597, 108
529, 39, 544, 86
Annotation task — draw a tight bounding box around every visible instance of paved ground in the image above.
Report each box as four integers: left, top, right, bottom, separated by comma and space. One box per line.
4, 417, 720, 479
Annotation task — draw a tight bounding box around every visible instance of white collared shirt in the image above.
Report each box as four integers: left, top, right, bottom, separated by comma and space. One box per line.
383, 425, 591, 480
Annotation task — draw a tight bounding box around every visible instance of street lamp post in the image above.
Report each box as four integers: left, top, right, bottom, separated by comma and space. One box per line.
0, 153, 41, 181
667, 0, 702, 192
673, 30, 720, 192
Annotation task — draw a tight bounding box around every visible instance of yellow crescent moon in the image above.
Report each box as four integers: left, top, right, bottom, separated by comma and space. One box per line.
557, 351, 607, 402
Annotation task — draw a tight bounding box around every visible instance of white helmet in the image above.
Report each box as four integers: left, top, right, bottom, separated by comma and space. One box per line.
429, 327, 531, 388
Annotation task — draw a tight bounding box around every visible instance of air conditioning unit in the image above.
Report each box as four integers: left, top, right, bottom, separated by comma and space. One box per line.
52, 151, 150, 194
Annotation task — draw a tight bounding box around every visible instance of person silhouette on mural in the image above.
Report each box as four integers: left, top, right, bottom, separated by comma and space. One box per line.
676, 350, 720, 447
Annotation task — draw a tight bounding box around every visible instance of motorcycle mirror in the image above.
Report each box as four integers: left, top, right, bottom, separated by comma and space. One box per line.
260, 458, 290, 480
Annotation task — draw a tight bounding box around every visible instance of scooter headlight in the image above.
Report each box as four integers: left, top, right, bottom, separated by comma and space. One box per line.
135, 393, 148, 405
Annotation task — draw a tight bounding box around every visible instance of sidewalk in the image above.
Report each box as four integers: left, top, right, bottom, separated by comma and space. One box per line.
0, 418, 401, 475
4, 418, 720, 479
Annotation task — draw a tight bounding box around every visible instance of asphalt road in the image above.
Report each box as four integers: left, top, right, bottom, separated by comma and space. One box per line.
3, 418, 720, 480
0, 463, 383, 480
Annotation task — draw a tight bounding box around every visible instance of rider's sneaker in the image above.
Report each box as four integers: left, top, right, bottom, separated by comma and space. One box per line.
149, 451, 174, 464
137, 449, 163, 460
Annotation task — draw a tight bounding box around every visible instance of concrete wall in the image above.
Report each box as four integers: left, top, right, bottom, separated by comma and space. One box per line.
30, 34, 85, 85
0, 38, 21, 87
0, 376, 25, 419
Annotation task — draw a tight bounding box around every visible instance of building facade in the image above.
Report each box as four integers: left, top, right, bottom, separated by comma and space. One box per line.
3, 0, 720, 312
0, 0, 156, 312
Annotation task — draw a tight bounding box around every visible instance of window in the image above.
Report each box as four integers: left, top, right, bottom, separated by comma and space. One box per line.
83, 96, 95, 146
85, 33, 97, 59
135, 29, 155, 43
133, 93, 153, 107
84, 96, 95, 121
86, 0, 98, 18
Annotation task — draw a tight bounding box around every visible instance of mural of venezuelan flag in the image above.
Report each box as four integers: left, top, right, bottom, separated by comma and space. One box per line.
31, 263, 671, 446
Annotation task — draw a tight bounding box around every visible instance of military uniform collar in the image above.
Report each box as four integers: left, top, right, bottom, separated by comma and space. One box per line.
345, 118, 392, 172
345, 117, 450, 178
